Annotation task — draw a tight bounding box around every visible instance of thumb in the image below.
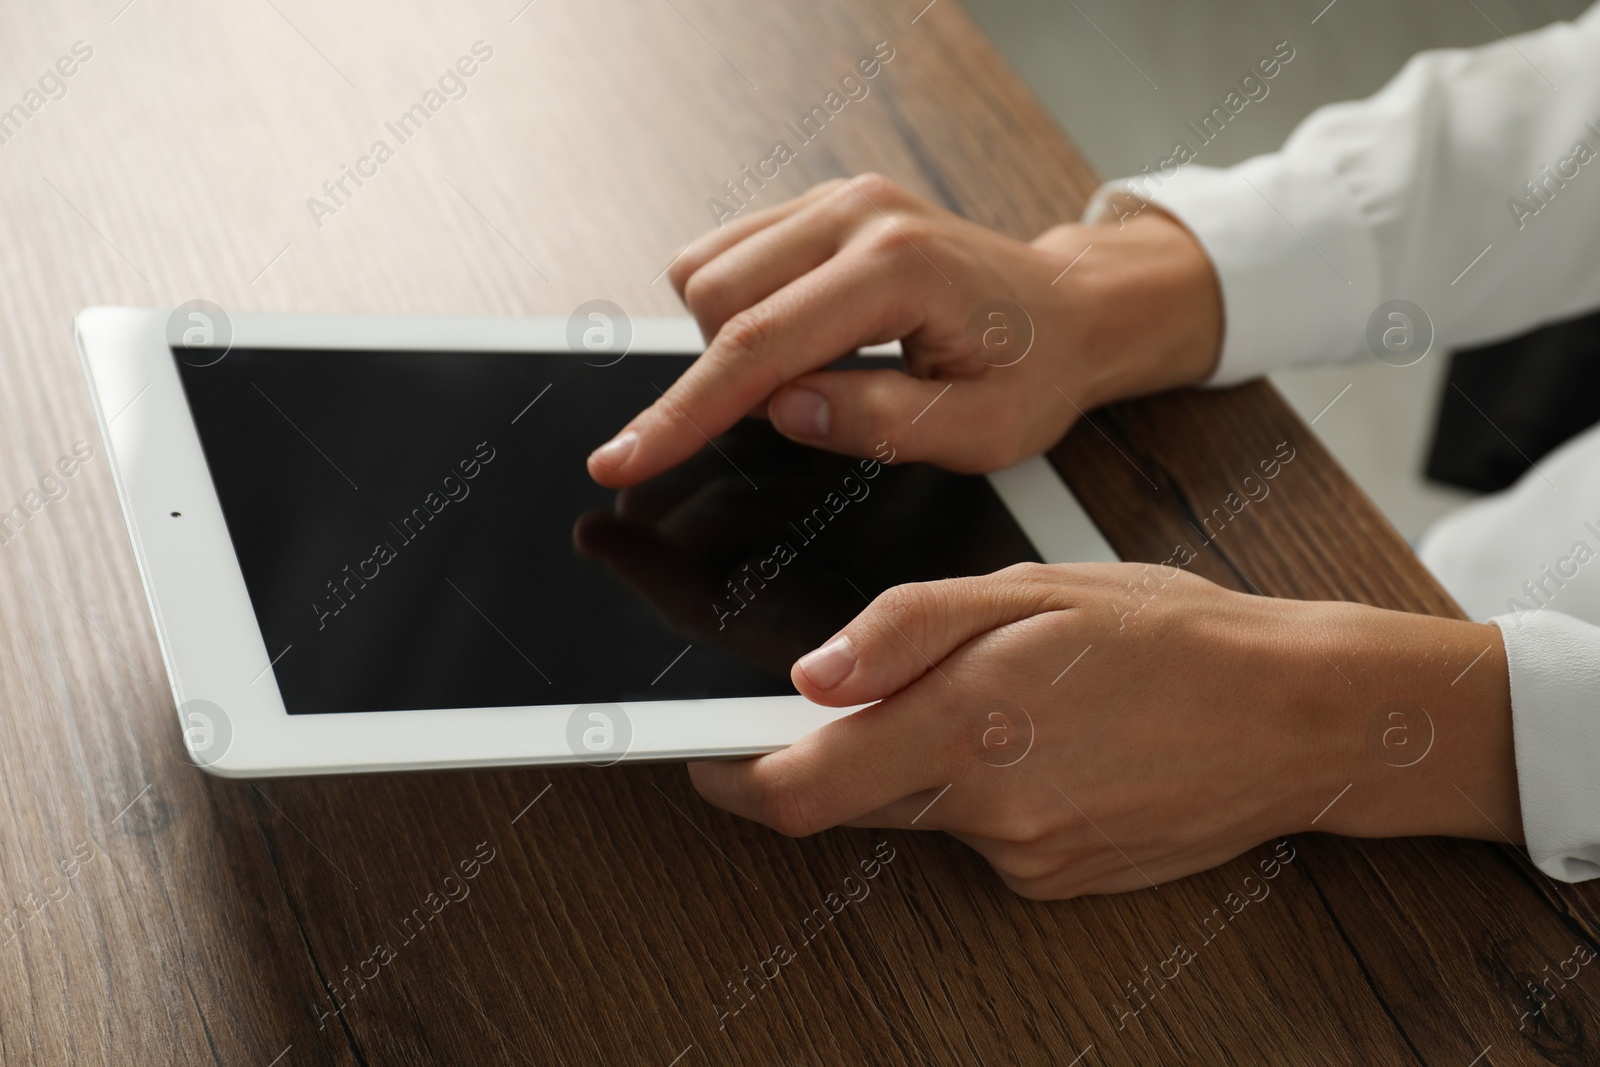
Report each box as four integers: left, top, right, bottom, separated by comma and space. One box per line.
766, 368, 1021, 472
792, 565, 1067, 707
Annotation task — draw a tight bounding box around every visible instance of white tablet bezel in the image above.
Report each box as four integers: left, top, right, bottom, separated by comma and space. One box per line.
75, 307, 1117, 778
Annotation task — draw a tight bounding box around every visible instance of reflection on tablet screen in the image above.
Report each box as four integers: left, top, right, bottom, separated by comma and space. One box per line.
174, 349, 1041, 714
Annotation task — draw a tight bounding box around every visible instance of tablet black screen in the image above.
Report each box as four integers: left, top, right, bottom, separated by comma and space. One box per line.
173, 347, 1041, 714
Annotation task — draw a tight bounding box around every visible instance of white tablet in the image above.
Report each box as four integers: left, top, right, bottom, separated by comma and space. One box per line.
75, 307, 1116, 778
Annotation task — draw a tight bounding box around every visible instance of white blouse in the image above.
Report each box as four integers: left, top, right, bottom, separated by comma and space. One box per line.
1084, 3, 1600, 880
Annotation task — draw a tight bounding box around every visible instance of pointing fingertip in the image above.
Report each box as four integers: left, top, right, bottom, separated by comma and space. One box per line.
588, 429, 639, 479
796, 634, 855, 691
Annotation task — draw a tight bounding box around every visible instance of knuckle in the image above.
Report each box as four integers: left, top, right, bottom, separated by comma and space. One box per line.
982, 831, 1077, 895
871, 580, 936, 630
666, 254, 700, 295
994, 562, 1074, 614
853, 217, 907, 259
994, 812, 1061, 850
668, 240, 719, 295
849, 171, 903, 203
887, 214, 934, 248
716, 308, 774, 363
984, 792, 1069, 847
858, 217, 930, 264
681, 265, 732, 318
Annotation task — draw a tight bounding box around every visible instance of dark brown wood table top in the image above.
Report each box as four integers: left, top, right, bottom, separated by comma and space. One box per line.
0, 0, 1592, 1063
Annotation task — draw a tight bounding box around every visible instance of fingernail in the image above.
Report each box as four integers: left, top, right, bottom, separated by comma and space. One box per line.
770, 388, 830, 441
589, 430, 638, 470
797, 635, 855, 690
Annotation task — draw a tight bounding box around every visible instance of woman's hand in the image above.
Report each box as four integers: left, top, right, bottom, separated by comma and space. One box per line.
588, 174, 1222, 487
687, 563, 1521, 899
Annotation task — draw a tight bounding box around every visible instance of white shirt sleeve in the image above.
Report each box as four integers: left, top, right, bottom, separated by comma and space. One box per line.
1494, 611, 1600, 881
1081, 6, 1600, 881
1083, 3, 1600, 385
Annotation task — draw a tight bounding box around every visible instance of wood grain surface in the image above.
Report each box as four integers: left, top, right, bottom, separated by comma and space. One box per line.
0, 0, 1593, 1064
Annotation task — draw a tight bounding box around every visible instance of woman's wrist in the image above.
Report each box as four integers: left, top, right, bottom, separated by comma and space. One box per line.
1280, 600, 1523, 845
1032, 209, 1223, 410
1030, 205, 1523, 848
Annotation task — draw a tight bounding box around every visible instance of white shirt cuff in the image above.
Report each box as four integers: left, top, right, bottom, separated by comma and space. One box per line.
1083, 158, 1382, 385
1493, 610, 1600, 882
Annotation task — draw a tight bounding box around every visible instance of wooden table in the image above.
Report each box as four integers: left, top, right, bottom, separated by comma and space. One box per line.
2, 0, 1595, 1063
